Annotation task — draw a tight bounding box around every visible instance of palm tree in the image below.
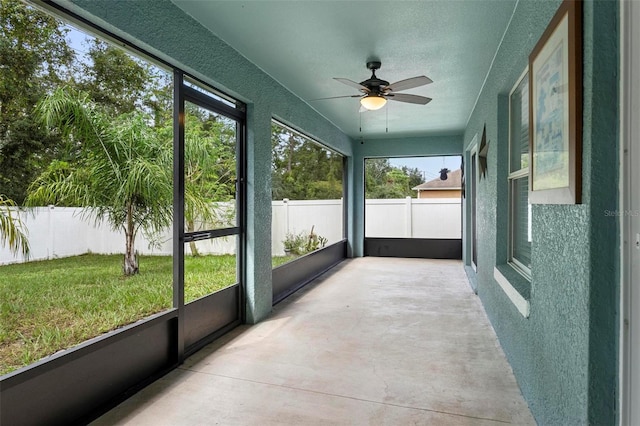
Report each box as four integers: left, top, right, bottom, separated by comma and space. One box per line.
26, 87, 172, 275
0, 195, 30, 257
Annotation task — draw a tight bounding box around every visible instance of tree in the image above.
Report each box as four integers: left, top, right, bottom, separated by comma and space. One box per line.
403, 166, 424, 191
365, 159, 422, 199
0, 0, 74, 203
77, 39, 155, 115
271, 123, 343, 200
365, 158, 392, 198
0, 195, 29, 257
26, 87, 173, 275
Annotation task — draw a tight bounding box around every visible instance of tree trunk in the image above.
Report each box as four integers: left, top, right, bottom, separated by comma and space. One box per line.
187, 218, 200, 256
123, 204, 139, 276
287, 140, 293, 172
123, 247, 138, 276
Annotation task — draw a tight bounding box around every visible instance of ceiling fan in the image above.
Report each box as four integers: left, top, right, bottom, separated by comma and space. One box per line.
315, 61, 433, 111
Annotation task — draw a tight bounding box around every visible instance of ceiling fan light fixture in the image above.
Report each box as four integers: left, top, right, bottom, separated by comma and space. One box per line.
360, 94, 387, 111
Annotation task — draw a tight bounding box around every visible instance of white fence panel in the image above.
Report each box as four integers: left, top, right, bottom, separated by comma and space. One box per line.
1, 198, 460, 265
188, 235, 237, 256
271, 201, 288, 255
0, 206, 175, 265
365, 199, 407, 238
365, 197, 461, 238
411, 199, 462, 238
49, 208, 94, 258
271, 199, 343, 256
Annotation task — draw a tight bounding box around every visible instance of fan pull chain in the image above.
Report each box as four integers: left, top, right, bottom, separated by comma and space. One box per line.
386, 106, 388, 133
359, 111, 362, 133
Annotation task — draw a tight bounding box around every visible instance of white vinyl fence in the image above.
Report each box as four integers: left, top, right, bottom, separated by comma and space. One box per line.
365, 197, 462, 239
1, 198, 460, 265
272, 199, 344, 255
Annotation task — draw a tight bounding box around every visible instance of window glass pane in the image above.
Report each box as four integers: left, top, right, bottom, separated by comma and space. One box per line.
184, 102, 237, 234
512, 176, 532, 269
271, 122, 343, 266
184, 238, 238, 303
0, 3, 173, 375
510, 74, 529, 173
364, 156, 462, 239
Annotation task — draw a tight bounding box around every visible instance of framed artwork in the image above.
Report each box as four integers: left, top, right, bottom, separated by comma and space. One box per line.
529, 0, 582, 204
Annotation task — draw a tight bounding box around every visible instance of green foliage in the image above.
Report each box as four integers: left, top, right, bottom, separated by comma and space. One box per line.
283, 226, 328, 256
282, 231, 306, 254
0, 0, 74, 203
271, 124, 422, 201
184, 104, 237, 208
402, 165, 424, 190
76, 39, 167, 117
0, 195, 29, 257
0, 1, 173, 204
365, 158, 423, 199
272, 255, 297, 267
271, 123, 343, 200
182, 104, 238, 255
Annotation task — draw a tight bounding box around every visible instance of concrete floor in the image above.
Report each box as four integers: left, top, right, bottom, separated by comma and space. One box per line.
93, 258, 535, 425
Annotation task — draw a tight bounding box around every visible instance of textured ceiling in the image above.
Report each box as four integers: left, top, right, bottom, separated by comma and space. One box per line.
171, 1, 517, 140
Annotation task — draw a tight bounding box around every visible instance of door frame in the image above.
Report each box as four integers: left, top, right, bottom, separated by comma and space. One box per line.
465, 136, 478, 273
173, 72, 246, 360
620, 1, 639, 424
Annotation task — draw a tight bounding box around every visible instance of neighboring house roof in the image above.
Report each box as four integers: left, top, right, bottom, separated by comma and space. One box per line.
412, 168, 462, 191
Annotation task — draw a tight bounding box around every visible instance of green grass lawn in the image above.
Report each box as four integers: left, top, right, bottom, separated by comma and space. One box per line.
1, 253, 296, 375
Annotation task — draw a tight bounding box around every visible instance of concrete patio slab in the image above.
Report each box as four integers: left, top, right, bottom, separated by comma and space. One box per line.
92, 257, 535, 425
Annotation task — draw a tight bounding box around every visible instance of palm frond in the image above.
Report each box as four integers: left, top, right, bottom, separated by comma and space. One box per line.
0, 195, 30, 258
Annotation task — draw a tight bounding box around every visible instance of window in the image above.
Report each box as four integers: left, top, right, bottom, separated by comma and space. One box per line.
271, 121, 344, 266
364, 156, 462, 239
0, 0, 247, 374
0, 3, 175, 374
508, 70, 532, 277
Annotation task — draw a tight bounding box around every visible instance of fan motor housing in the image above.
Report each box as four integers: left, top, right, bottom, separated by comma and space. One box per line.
362, 62, 389, 92
366, 61, 382, 71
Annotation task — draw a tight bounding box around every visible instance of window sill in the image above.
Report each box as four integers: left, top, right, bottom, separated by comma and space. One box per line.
493, 264, 531, 318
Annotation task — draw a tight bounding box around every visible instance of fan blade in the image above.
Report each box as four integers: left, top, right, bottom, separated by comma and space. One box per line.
309, 94, 362, 101
386, 76, 433, 92
387, 93, 432, 105
334, 78, 370, 92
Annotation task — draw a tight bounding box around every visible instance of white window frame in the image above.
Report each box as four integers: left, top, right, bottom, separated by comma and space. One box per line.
508, 68, 532, 279
468, 140, 478, 272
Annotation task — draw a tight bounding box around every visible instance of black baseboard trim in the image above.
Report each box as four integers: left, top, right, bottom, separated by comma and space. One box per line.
364, 238, 462, 259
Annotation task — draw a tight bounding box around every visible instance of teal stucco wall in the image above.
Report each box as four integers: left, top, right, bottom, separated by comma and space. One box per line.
60, 0, 354, 323
462, 0, 619, 424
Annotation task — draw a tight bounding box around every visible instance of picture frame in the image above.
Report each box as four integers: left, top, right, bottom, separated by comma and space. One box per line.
529, 0, 582, 204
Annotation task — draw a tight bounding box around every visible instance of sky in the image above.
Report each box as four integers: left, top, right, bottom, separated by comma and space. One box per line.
389, 155, 462, 182
65, 25, 91, 59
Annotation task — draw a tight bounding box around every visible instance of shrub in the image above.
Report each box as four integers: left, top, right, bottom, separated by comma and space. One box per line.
283, 225, 327, 255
